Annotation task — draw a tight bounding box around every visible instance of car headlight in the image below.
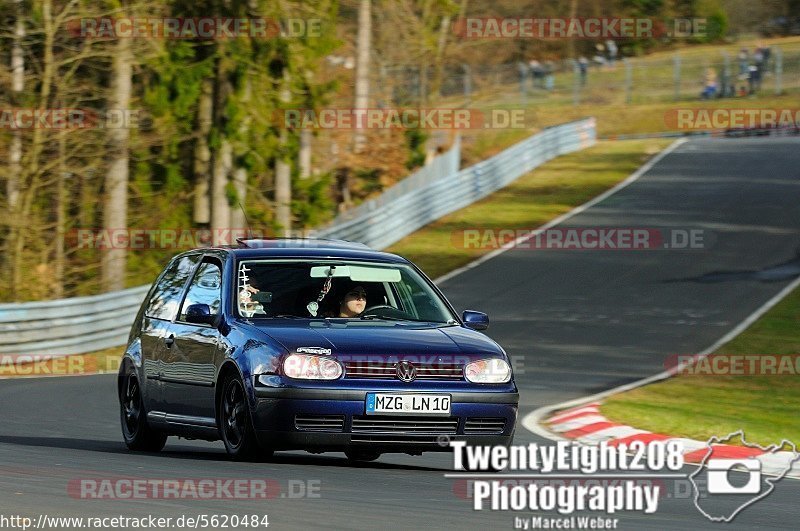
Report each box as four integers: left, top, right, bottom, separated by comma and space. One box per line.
283, 354, 343, 380
465, 358, 511, 383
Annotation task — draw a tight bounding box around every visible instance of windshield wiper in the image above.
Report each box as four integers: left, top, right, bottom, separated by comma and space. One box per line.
271, 314, 306, 319
359, 315, 446, 323
359, 314, 407, 321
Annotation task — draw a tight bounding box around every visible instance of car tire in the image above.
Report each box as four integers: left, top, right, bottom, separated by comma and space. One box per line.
345, 449, 381, 463
218, 372, 268, 461
120, 365, 167, 452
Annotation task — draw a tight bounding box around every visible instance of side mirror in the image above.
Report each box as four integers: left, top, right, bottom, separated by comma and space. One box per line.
185, 303, 217, 326
462, 310, 489, 331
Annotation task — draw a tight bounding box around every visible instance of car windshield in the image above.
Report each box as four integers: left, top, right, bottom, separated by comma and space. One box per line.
236, 260, 457, 324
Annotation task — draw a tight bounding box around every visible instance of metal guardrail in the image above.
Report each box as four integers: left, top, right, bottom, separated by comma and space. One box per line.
0, 285, 150, 357
0, 118, 595, 357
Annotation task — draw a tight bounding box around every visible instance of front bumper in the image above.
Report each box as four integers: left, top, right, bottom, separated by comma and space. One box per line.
251, 387, 518, 453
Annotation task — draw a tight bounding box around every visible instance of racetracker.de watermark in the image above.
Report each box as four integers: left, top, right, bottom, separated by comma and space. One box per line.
452, 17, 707, 39
666, 353, 800, 376
665, 108, 800, 130
69, 478, 321, 500
0, 109, 144, 130
451, 228, 707, 251
286, 354, 526, 377
71, 228, 264, 250
0, 354, 117, 377
276, 108, 528, 130
66, 17, 322, 39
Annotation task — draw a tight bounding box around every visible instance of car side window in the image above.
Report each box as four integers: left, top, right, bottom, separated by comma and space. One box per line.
144, 255, 199, 321
179, 261, 222, 321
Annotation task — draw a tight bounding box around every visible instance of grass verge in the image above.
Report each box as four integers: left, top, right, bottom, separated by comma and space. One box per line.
601, 283, 800, 447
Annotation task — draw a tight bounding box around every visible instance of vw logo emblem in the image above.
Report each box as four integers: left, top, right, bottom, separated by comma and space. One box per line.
396, 361, 416, 383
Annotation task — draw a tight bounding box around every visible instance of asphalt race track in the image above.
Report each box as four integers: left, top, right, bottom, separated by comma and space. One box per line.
1, 137, 799, 530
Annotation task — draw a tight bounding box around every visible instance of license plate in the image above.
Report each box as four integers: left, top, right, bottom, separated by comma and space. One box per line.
365, 393, 451, 415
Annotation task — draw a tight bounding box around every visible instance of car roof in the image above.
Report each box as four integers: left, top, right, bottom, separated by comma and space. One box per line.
196, 238, 409, 264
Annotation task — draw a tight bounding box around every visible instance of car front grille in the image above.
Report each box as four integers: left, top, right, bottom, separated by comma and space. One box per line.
294, 414, 345, 432
464, 417, 506, 434
351, 415, 459, 434
343, 361, 464, 381
350, 434, 448, 444
294, 414, 509, 442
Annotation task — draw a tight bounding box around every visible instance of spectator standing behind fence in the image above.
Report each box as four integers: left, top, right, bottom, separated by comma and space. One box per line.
761, 45, 771, 73
738, 48, 749, 75
517, 61, 529, 94
593, 43, 606, 67
544, 61, 555, 91
748, 64, 762, 94
754, 46, 764, 74
718, 62, 733, 98
578, 56, 588, 85
605, 40, 618, 69
529, 59, 544, 89
700, 67, 718, 99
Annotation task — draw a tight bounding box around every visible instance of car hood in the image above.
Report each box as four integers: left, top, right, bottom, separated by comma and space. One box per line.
243, 321, 505, 362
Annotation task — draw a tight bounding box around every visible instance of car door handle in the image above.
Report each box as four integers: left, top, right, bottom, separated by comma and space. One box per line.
164, 335, 175, 348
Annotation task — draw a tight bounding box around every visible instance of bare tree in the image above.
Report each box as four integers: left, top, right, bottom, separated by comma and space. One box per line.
274, 154, 292, 235
193, 77, 214, 224
211, 52, 233, 243
568, 0, 579, 59
211, 138, 233, 242
275, 71, 292, 235
101, 33, 133, 291
10, 0, 58, 298
299, 129, 312, 179
230, 77, 252, 230
353, 0, 371, 153
7, 0, 25, 211
54, 129, 67, 299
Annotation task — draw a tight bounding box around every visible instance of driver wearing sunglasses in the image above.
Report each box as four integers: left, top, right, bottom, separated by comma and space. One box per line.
338, 285, 367, 318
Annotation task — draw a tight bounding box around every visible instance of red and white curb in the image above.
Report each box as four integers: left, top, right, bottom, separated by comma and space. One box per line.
544, 402, 800, 480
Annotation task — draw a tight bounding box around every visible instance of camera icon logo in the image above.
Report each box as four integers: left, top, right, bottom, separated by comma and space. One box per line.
707, 458, 761, 494
690, 430, 799, 522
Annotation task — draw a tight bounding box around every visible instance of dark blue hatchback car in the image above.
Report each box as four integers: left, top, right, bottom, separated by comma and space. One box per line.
119, 239, 518, 461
